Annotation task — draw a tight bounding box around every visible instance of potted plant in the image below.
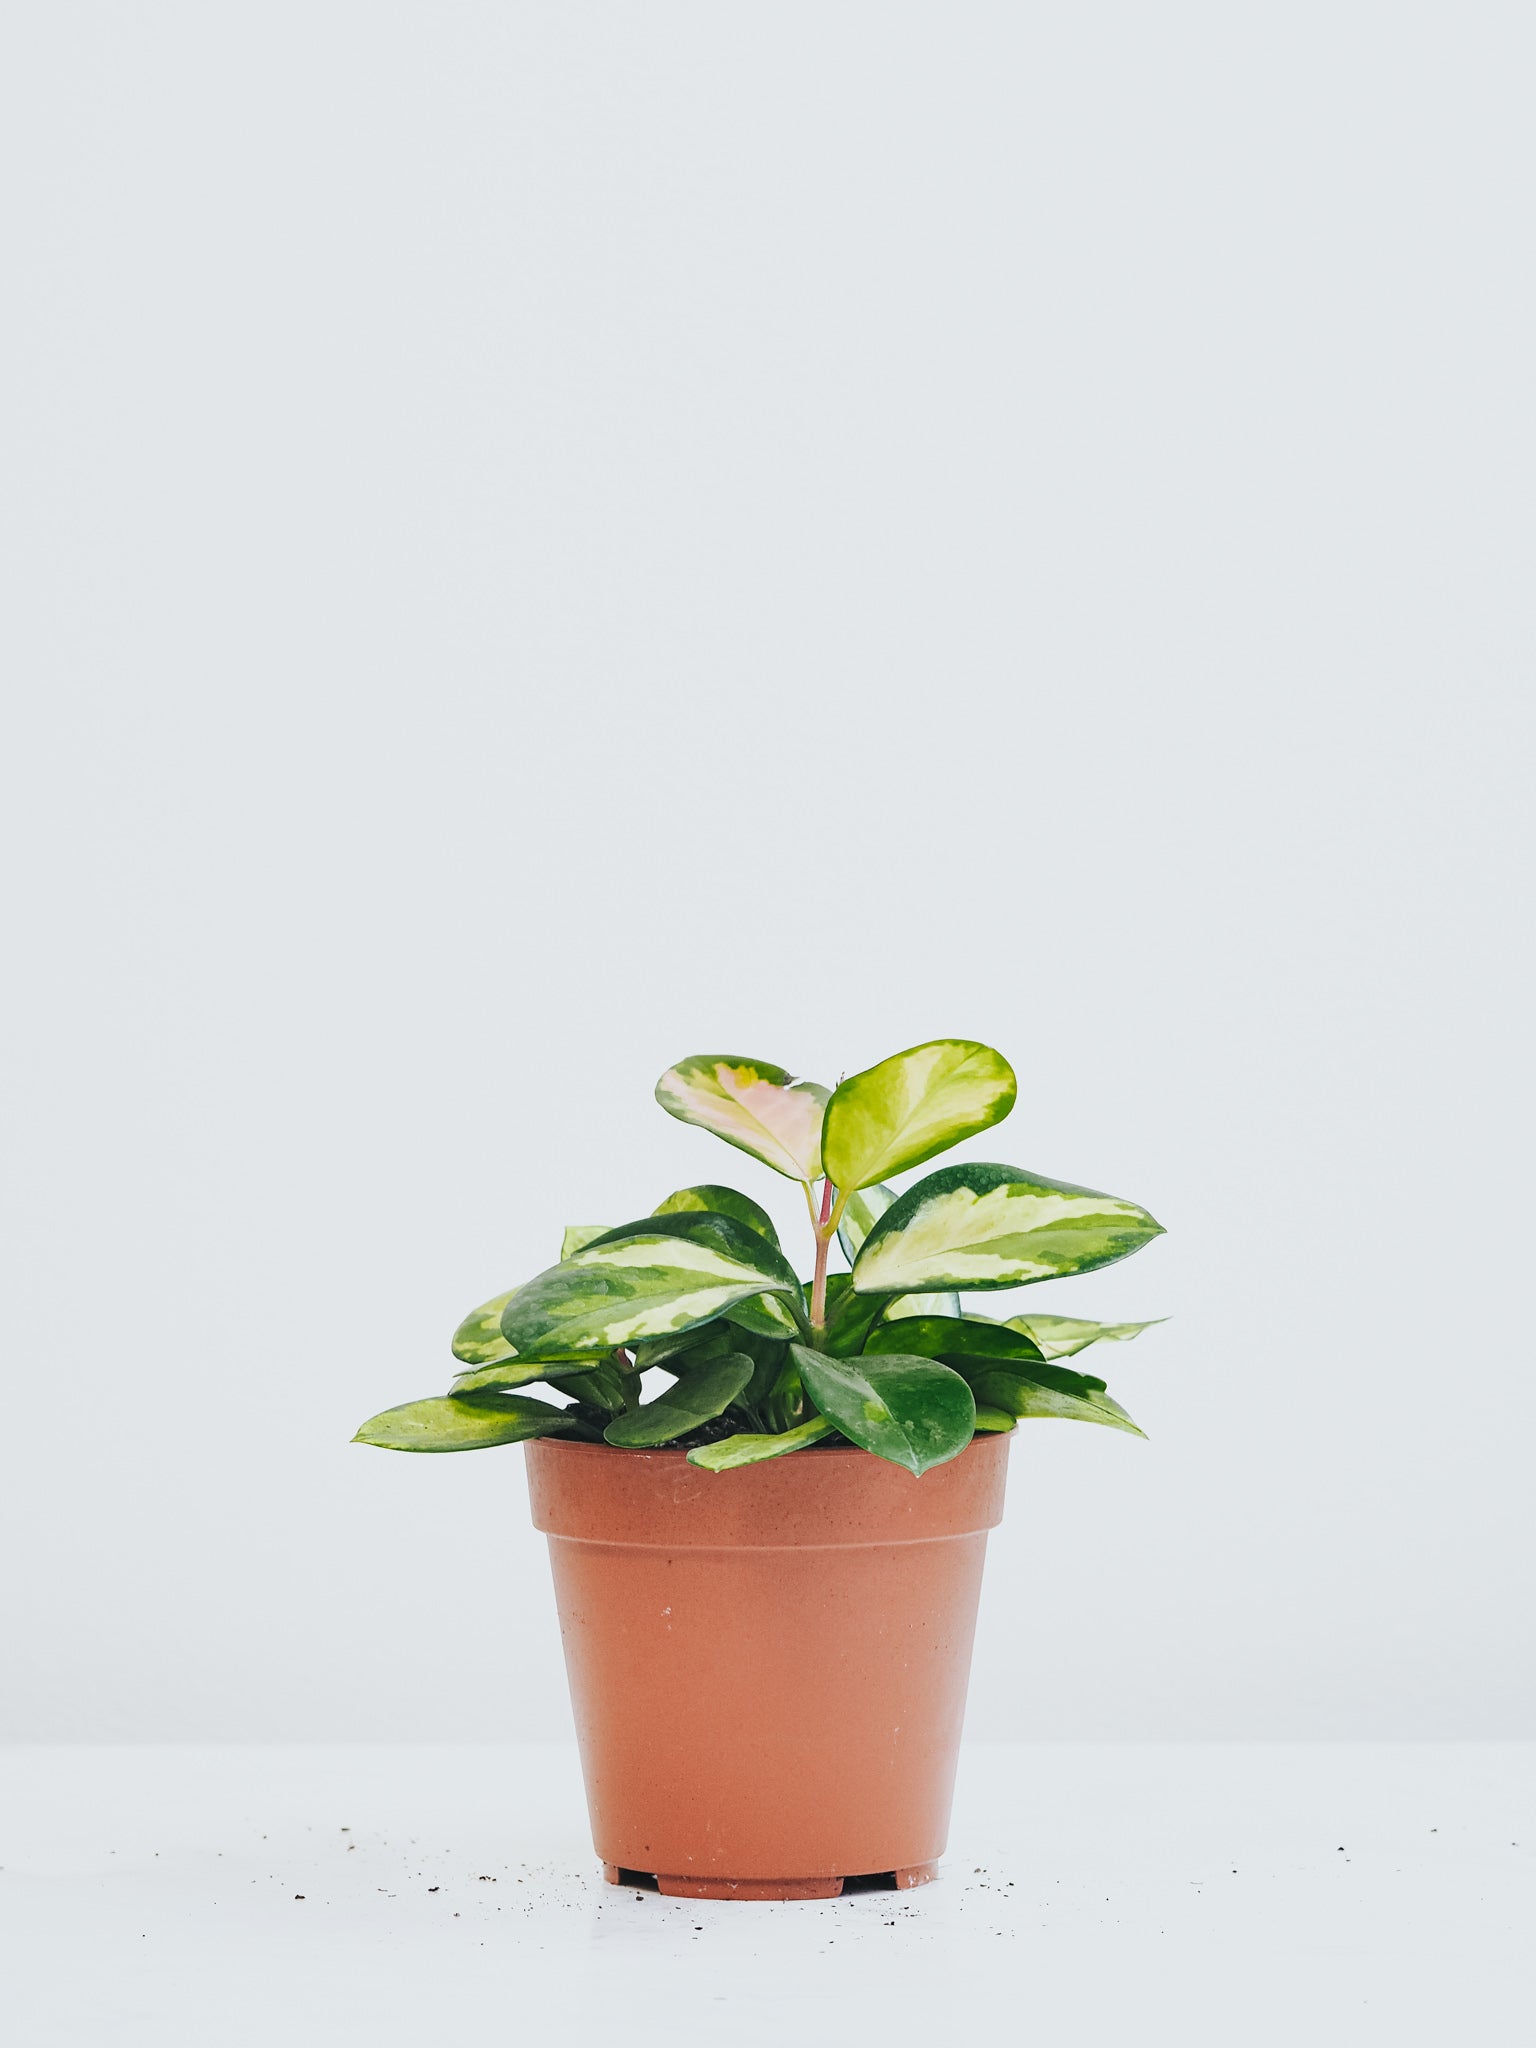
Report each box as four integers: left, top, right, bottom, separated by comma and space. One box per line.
355, 1040, 1165, 1899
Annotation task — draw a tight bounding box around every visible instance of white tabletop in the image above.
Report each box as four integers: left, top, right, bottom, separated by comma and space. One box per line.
3, 1743, 1531, 2045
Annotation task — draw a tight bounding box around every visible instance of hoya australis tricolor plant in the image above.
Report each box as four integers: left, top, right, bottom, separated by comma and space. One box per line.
354, 1040, 1166, 1475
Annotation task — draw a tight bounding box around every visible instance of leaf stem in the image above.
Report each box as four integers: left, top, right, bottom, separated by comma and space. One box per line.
809, 1176, 836, 1338
613, 1346, 639, 1413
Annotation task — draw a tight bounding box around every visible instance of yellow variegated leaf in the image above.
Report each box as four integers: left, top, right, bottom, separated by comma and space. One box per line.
655, 1055, 830, 1182
352, 1393, 585, 1453
449, 1357, 600, 1396
687, 1415, 838, 1471
851, 1161, 1163, 1296
561, 1225, 610, 1259
1004, 1313, 1167, 1359
822, 1040, 1016, 1192
451, 1291, 518, 1367
501, 1211, 802, 1357
653, 1184, 780, 1247
884, 1291, 962, 1321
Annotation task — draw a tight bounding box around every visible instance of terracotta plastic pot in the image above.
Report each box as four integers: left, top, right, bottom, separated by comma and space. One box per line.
525, 1432, 1010, 1901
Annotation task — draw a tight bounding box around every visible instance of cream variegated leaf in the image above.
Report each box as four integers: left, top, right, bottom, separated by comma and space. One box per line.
821, 1040, 1016, 1192
835, 1193, 959, 1324
836, 1183, 896, 1264
500, 1211, 801, 1357
655, 1055, 830, 1182
883, 1291, 963, 1322
851, 1162, 1163, 1295
1003, 1313, 1167, 1359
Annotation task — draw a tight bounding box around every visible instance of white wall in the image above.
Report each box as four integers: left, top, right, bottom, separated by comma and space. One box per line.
3, 2, 1531, 1742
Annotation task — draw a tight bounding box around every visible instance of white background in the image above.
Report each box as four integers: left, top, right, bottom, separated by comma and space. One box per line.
2, 2, 1531, 1746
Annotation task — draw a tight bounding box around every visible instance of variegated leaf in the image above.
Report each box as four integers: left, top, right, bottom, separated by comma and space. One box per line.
451, 1291, 518, 1367
851, 1162, 1163, 1295
655, 1055, 830, 1182
821, 1040, 1016, 1192
884, 1291, 962, 1322
352, 1393, 585, 1453
835, 1194, 959, 1324
792, 1343, 975, 1476
687, 1415, 839, 1471
449, 1357, 602, 1396
654, 1184, 781, 1248
723, 1290, 804, 1339
836, 1182, 896, 1264
965, 1368, 1145, 1438
501, 1212, 801, 1357
602, 1353, 755, 1448
561, 1225, 611, 1259
1004, 1313, 1167, 1359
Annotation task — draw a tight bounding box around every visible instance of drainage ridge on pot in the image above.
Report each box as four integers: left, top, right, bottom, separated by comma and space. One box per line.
527, 1433, 1010, 1899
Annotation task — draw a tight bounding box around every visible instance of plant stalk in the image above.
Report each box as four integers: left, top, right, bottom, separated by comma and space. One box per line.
808, 1177, 836, 1338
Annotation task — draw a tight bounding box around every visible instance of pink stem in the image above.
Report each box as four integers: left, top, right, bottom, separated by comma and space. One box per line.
809, 1177, 835, 1338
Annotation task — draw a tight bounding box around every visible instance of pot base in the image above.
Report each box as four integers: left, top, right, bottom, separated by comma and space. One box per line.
603, 1862, 939, 1901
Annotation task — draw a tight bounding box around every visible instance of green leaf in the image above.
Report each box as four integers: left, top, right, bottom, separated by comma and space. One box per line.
352, 1394, 582, 1453
1004, 1313, 1167, 1359
451, 1291, 519, 1367
791, 1343, 975, 1477
548, 1360, 628, 1412
561, 1225, 611, 1259
602, 1353, 755, 1448
835, 1183, 896, 1264
653, 1184, 781, 1248
502, 1212, 802, 1357
864, 1314, 1050, 1369
818, 1273, 892, 1357
687, 1416, 839, 1471
851, 1161, 1164, 1295
822, 1040, 1017, 1192
946, 1351, 1107, 1400
965, 1368, 1145, 1438
631, 1322, 736, 1373
723, 1291, 804, 1339
655, 1055, 830, 1182
972, 1406, 1018, 1433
